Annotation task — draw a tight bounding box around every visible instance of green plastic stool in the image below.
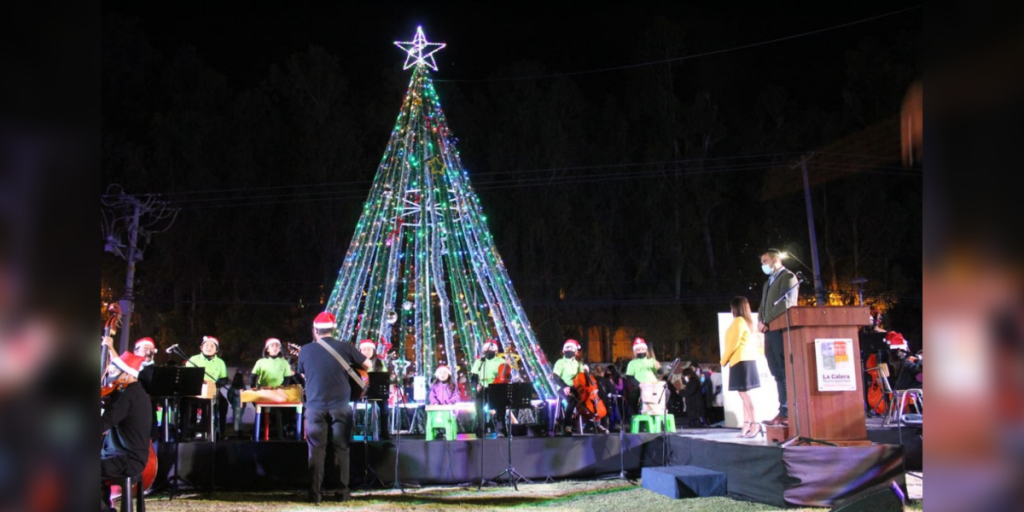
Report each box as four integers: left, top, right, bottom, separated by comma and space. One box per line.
631, 414, 659, 434
425, 409, 458, 441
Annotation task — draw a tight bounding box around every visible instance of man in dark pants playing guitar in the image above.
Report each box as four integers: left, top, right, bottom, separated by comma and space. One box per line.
296, 312, 372, 504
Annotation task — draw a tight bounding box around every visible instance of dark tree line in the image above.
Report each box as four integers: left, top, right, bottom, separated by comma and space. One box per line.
101, 14, 922, 367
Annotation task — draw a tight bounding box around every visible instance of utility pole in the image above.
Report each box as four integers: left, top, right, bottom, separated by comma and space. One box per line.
795, 156, 827, 307
101, 184, 179, 353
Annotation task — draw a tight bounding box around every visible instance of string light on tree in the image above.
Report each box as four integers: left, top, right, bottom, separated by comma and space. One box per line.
322, 26, 559, 400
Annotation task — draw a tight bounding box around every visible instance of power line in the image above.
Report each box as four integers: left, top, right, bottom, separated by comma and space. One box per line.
434, 6, 923, 83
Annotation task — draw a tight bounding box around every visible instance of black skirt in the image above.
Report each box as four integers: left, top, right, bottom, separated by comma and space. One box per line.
728, 360, 761, 392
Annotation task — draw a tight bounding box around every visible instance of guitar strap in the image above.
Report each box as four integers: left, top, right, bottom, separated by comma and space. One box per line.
316, 339, 366, 390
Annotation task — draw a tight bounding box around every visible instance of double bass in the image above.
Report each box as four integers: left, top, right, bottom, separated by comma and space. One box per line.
572, 367, 607, 424
100, 305, 158, 501
492, 346, 522, 385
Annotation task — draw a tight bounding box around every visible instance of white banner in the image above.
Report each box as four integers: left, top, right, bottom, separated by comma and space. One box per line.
717, 313, 778, 428
814, 338, 857, 391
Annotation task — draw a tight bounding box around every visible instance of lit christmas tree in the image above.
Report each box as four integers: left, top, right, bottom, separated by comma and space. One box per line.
323, 27, 559, 400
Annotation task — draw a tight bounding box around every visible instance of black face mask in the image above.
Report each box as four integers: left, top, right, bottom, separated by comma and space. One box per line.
563, 351, 576, 359
484, 351, 496, 359
636, 352, 647, 359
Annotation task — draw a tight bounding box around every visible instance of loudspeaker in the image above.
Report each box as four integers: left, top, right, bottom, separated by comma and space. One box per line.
830, 486, 904, 512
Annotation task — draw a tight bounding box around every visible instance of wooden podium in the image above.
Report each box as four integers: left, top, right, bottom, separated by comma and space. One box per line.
770, 306, 872, 446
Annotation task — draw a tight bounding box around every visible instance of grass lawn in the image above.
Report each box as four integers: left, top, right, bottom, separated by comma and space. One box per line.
136, 476, 923, 512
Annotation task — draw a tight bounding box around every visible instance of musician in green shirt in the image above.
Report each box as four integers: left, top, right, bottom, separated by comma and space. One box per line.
186, 336, 229, 439
249, 337, 297, 439
551, 339, 583, 435
251, 338, 295, 388
470, 339, 506, 437
624, 337, 659, 425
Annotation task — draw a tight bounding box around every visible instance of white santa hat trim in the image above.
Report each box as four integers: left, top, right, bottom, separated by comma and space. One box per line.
632, 337, 648, 351
359, 339, 376, 350
202, 336, 219, 347
483, 340, 498, 351
434, 365, 451, 378
265, 338, 281, 348
563, 339, 580, 351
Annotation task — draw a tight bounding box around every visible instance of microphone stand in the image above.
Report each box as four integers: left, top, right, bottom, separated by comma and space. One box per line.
771, 276, 836, 448
598, 392, 635, 483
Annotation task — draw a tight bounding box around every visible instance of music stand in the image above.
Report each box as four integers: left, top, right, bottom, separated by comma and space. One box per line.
488, 383, 533, 490
359, 372, 390, 492
147, 366, 204, 499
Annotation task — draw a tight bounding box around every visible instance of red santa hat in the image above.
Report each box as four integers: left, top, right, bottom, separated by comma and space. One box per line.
632, 337, 648, 351
563, 339, 581, 352
111, 350, 146, 378
134, 337, 156, 350
264, 338, 281, 348
885, 331, 908, 351
483, 339, 499, 351
434, 364, 451, 379
202, 335, 219, 348
359, 339, 376, 350
313, 312, 336, 330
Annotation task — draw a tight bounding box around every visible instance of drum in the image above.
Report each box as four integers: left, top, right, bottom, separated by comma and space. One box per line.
639, 381, 667, 415
195, 379, 218, 400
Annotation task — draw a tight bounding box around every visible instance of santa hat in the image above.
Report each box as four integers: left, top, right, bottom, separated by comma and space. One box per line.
313, 312, 336, 330
563, 339, 581, 352
111, 350, 146, 378
434, 365, 451, 379
202, 335, 219, 348
264, 338, 281, 348
359, 339, 376, 350
632, 337, 648, 351
885, 331, 908, 351
483, 339, 499, 351
134, 338, 155, 350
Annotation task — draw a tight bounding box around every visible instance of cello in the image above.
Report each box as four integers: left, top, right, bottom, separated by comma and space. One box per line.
571, 366, 608, 427
100, 305, 158, 501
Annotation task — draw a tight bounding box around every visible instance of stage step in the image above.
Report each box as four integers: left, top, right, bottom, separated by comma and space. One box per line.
641, 465, 727, 499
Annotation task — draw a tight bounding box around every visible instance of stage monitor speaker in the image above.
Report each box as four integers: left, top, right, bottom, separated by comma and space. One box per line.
830, 486, 904, 512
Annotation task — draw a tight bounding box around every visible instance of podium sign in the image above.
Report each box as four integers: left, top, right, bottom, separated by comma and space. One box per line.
814, 338, 857, 392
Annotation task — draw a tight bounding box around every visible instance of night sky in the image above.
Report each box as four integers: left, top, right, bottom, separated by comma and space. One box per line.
105, 1, 921, 117
100, 1, 924, 361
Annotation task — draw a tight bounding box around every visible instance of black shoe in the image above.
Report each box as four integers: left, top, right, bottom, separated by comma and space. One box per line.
307, 490, 322, 504
329, 491, 352, 502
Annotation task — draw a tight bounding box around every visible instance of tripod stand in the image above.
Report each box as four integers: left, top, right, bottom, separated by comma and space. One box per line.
773, 278, 836, 448
599, 392, 636, 483
488, 383, 533, 490
386, 375, 420, 492
655, 359, 682, 465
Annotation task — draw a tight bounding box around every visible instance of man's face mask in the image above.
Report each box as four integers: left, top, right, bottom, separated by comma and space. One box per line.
563, 350, 576, 359
636, 352, 647, 359
484, 350, 496, 359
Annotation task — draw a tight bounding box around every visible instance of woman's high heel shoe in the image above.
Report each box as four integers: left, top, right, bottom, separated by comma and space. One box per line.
743, 422, 764, 438
736, 422, 751, 438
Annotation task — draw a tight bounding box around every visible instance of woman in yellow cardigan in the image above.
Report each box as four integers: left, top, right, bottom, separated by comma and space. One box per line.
720, 296, 763, 438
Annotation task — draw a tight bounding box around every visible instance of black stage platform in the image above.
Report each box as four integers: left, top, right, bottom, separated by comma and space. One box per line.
154, 426, 909, 508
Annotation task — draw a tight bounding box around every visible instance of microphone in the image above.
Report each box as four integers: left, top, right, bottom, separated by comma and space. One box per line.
794, 271, 807, 283
165, 343, 180, 354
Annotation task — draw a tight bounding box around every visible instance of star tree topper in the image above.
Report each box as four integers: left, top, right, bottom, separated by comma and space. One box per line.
394, 26, 446, 71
